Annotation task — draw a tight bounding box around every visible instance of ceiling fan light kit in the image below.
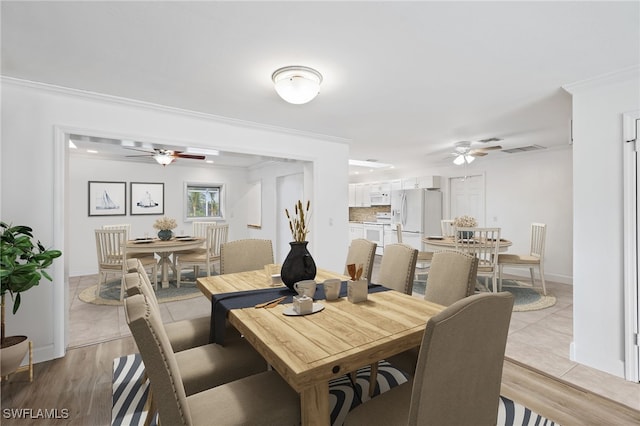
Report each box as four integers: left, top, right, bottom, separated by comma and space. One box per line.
451, 139, 502, 165
272, 65, 322, 104
154, 153, 174, 166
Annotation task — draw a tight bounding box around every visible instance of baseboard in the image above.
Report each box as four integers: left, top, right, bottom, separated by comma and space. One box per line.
501, 268, 573, 285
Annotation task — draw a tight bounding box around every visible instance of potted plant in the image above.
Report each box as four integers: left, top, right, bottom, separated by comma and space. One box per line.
0, 222, 61, 377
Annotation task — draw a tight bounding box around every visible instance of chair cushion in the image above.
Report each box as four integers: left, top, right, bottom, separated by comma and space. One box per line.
498, 253, 540, 265
175, 338, 267, 396
344, 380, 411, 425
187, 370, 300, 425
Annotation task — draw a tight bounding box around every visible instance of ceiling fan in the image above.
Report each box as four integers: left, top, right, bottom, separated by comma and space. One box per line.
449, 139, 502, 165
125, 148, 206, 166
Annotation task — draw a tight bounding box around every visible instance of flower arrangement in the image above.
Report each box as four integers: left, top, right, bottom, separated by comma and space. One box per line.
153, 216, 178, 231
285, 200, 311, 242
453, 215, 477, 228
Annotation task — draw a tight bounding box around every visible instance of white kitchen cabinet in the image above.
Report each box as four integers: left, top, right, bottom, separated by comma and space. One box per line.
401, 232, 423, 251
417, 175, 441, 189
349, 222, 364, 242
401, 178, 418, 189
354, 183, 371, 207
348, 184, 357, 207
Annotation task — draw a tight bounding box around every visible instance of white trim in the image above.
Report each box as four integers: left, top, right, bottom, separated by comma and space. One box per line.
623, 110, 640, 382
53, 127, 67, 359
563, 65, 640, 93
1, 76, 350, 145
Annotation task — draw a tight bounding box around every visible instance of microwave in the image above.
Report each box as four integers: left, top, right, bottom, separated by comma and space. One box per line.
370, 192, 390, 206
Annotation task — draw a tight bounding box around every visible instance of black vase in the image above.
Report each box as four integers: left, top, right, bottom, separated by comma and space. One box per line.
280, 241, 317, 292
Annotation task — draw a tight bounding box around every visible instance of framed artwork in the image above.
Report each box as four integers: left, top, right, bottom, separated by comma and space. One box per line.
130, 182, 164, 215
88, 181, 126, 216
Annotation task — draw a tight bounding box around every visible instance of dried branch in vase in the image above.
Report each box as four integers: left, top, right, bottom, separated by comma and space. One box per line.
285, 200, 311, 242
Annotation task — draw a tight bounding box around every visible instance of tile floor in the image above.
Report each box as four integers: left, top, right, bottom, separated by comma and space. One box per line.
68, 259, 640, 412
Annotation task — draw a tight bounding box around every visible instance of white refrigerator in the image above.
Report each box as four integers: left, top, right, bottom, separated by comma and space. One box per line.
391, 189, 442, 249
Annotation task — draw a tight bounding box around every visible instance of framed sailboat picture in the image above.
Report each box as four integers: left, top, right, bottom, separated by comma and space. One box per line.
130, 182, 164, 215
88, 181, 126, 216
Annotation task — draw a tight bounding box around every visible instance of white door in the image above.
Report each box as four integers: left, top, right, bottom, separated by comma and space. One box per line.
276, 173, 304, 263
449, 174, 485, 225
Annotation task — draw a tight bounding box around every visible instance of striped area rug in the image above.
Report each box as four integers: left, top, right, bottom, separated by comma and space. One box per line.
113, 354, 557, 426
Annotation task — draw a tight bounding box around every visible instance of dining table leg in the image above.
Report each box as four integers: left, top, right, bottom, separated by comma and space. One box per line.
300, 382, 330, 426
157, 252, 173, 288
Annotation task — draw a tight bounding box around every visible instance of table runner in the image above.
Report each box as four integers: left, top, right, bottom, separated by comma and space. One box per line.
210, 281, 388, 345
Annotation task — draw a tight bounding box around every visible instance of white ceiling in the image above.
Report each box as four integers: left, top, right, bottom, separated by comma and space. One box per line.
2, 1, 639, 172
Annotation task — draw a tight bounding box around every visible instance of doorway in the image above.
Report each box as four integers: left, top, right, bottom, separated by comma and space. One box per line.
448, 174, 485, 225
275, 173, 304, 263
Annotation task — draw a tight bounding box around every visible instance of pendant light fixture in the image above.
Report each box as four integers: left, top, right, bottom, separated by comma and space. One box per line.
272, 66, 322, 104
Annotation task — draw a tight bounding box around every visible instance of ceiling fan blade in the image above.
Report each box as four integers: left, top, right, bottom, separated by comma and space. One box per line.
175, 153, 206, 160
124, 147, 155, 154
475, 145, 502, 152
125, 154, 154, 158
469, 151, 488, 157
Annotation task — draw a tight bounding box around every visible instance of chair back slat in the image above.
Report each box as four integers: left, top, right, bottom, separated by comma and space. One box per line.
95, 229, 127, 268
192, 221, 217, 238
207, 224, 229, 259
454, 227, 501, 270
530, 223, 546, 259
440, 219, 455, 237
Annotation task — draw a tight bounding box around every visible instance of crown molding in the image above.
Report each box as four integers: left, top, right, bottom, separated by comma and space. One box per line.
1, 76, 350, 144
562, 65, 640, 94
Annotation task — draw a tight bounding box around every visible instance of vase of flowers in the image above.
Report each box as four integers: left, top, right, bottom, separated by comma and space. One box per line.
453, 215, 477, 239
280, 200, 316, 291
153, 216, 177, 241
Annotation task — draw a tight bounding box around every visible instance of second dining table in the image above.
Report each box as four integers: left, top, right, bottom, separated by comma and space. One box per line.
422, 235, 512, 252
197, 268, 445, 426
127, 237, 204, 288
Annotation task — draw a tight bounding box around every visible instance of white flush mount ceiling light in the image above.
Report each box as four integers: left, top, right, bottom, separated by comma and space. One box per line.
272, 66, 322, 104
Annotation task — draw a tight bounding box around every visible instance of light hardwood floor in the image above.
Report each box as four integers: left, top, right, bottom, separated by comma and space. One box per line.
2, 260, 640, 425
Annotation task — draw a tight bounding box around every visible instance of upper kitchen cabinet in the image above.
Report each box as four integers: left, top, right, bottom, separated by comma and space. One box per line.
417, 175, 441, 189
348, 183, 371, 207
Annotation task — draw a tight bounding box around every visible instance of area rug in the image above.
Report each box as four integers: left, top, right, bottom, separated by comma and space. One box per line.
112, 354, 557, 426
413, 278, 556, 312
79, 271, 206, 306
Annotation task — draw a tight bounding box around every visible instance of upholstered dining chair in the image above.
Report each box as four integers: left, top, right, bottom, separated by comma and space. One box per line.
220, 239, 274, 274
440, 219, 455, 237
345, 292, 514, 426
377, 243, 418, 294
174, 224, 229, 287
94, 229, 157, 300
124, 293, 300, 426
395, 224, 433, 291
455, 227, 501, 292
124, 265, 241, 352
498, 222, 547, 295
344, 238, 377, 283
386, 250, 479, 377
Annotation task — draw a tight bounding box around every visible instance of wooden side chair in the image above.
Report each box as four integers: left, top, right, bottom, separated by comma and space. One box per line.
345, 292, 514, 426
174, 224, 229, 286
498, 222, 547, 295
440, 219, 455, 237
455, 227, 501, 292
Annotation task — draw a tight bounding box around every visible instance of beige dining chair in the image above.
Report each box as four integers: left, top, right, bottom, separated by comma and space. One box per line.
220, 239, 274, 274
344, 238, 377, 283
345, 292, 514, 426
124, 293, 300, 426
440, 219, 455, 237
498, 222, 547, 295
124, 265, 241, 352
386, 250, 479, 376
94, 229, 157, 300
377, 243, 418, 294
455, 227, 501, 292
174, 224, 229, 287
395, 223, 433, 288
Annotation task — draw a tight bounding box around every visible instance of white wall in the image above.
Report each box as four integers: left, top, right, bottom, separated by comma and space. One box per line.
565, 67, 640, 378
1, 78, 349, 363
69, 157, 250, 276
350, 147, 574, 283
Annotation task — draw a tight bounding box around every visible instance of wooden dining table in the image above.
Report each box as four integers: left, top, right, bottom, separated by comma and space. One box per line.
197, 269, 445, 426
127, 237, 204, 288
422, 235, 512, 252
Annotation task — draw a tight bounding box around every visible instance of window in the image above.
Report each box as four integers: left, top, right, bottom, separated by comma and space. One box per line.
184, 182, 224, 220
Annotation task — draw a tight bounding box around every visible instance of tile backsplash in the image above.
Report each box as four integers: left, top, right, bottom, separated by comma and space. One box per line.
349, 206, 391, 222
